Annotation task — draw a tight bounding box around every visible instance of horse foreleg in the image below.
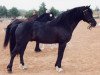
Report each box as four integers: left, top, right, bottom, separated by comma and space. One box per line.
35, 42, 41, 52
55, 42, 66, 72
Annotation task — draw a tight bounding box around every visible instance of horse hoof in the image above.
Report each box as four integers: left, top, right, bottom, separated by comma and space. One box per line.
19, 64, 27, 70
35, 50, 42, 52
55, 66, 63, 72
7, 68, 12, 73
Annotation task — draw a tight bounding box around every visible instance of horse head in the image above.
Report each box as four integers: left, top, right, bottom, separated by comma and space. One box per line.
82, 6, 97, 29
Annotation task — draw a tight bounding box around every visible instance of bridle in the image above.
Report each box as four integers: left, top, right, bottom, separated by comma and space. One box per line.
83, 9, 94, 29
83, 9, 94, 22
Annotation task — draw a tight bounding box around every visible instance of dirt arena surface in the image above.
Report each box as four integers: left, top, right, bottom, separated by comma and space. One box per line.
0, 19, 100, 75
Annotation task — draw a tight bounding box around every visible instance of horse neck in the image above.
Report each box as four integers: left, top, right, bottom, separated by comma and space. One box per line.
62, 9, 83, 33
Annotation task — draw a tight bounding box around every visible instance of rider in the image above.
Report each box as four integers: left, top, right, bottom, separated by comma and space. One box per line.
27, 10, 38, 21
35, 9, 55, 22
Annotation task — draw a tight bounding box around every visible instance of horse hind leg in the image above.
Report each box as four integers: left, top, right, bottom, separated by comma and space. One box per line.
10, 26, 18, 56
7, 30, 17, 73
19, 41, 28, 70
7, 45, 19, 73
7, 40, 28, 73
10, 35, 16, 56
35, 42, 41, 52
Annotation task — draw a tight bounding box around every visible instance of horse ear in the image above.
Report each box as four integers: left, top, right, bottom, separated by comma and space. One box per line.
85, 5, 90, 8
88, 5, 91, 8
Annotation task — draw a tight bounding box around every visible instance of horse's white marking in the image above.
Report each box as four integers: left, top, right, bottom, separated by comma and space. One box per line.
56, 66, 63, 72
19, 64, 27, 70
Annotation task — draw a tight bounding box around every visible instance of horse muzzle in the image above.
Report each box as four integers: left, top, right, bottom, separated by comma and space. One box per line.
87, 21, 97, 30
89, 19, 97, 27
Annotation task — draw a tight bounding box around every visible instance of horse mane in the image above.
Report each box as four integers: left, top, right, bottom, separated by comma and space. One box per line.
49, 6, 85, 25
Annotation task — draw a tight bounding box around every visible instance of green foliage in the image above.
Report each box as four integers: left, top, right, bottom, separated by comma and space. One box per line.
38, 2, 47, 16
50, 7, 60, 16
19, 9, 27, 17
25, 10, 37, 18
25, 10, 33, 18
9, 7, 20, 18
0, 6, 7, 17
6, 10, 11, 18
0, 4, 61, 18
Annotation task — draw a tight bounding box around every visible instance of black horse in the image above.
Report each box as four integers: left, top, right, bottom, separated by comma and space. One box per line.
4, 12, 55, 56
6, 6, 96, 73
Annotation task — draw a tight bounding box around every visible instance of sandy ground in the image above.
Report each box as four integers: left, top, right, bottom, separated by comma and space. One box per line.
0, 19, 100, 75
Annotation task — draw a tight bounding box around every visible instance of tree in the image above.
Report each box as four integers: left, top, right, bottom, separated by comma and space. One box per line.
19, 9, 27, 17
25, 9, 37, 18
9, 7, 20, 18
38, 2, 47, 16
0, 6, 7, 17
50, 7, 60, 16
6, 10, 11, 18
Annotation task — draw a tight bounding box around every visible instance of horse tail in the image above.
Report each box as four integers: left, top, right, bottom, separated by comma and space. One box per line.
3, 24, 11, 48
